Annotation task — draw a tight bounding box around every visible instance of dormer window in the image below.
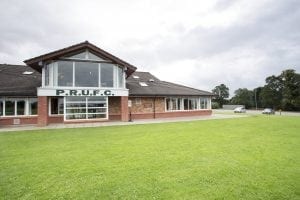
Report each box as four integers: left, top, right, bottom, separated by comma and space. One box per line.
22, 71, 34, 75
139, 82, 148, 86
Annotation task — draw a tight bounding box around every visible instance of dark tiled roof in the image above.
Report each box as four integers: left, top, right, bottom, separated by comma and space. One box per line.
24, 41, 137, 76
0, 66, 213, 97
0, 64, 41, 96
127, 72, 214, 96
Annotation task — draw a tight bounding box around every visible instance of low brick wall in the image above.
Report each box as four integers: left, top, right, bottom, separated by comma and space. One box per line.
0, 116, 38, 126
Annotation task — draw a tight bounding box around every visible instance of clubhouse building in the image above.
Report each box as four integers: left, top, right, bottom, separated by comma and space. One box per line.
0, 41, 213, 126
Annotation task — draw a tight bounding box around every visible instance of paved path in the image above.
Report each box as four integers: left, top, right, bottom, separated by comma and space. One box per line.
0, 114, 246, 133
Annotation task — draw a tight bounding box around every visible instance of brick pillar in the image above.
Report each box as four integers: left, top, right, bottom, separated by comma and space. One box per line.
120, 96, 129, 122
37, 96, 49, 126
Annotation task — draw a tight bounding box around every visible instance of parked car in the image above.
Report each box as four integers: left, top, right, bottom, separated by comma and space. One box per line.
234, 107, 246, 113
262, 108, 275, 115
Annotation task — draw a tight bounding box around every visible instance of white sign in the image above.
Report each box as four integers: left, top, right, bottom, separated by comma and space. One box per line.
38, 88, 129, 96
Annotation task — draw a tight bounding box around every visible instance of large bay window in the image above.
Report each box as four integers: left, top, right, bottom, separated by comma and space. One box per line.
0, 98, 38, 116
44, 54, 125, 88
166, 97, 211, 111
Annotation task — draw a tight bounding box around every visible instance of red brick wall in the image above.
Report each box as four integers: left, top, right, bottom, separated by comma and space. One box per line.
131, 110, 212, 120
129, 97, 212, 120
37, 96, 49, 126
0, 116, 37, 126
120, 96, 129, 121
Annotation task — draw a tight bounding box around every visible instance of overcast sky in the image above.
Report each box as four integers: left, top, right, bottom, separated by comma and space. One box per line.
0, 0, 299, 95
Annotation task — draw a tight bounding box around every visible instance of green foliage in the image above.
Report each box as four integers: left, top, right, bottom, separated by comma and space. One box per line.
232, 69, 300, 111
211, 101, 220, 109
1, 116, 299, 199
230, 88, 254, 108
212, 84, 229, 106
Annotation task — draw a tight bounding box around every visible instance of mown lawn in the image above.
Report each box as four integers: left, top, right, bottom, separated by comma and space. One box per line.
0, 116, 299, 199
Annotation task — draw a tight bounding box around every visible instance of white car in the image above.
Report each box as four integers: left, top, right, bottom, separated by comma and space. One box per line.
234, 107, 246, 113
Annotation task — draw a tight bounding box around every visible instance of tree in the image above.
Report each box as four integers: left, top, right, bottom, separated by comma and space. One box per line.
259, 69, 300, 111
212, 84, 229, 108
230, 88, 254, 109
279, 69, 300, 111
260, 75, 282, 109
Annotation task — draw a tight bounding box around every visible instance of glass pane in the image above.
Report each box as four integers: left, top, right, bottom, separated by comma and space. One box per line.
166, 98, 170, 111
118, 67, 124, 88
87, 52, 103, 61
88, 103, 106, 107
184, 99, 189, 110
172, 98, 177, 110
45, 65, 50, 86
0, 101, 3, 116
88, 108, 106, 113
29, 99, 38, 115
66, 108, 86, 114
51, 97, 64, 114
68, 51, 86, 59
75, 62, 99, 87
66, 114, 86, 120
88, 114, 106, 119
66, 103, 86, 108
5, 100, 15, 116
66, 96, 86, 102
200, 98, 206, 109
101, 64, 114, 87
17, 100, 25, 115
87, 96, 106, 101
57, 61, 73, 86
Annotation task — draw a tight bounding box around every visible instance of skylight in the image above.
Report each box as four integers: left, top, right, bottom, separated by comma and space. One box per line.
22, 71, 34, 75
139, 82, 148, 86
133, 75, 139, 79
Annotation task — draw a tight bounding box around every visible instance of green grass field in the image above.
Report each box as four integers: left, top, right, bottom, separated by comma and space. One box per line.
0, 116, 299, 199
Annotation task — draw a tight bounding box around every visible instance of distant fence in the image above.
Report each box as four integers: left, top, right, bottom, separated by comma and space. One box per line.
222, 105, 245, 110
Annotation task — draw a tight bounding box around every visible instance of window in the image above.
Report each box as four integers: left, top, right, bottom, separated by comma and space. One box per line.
166, 97, 209, 111
50, 97, 64, 115
65, 96, 107, 120
29, 98, 38, 115
44, 64, 50, 86
45, 60, 123, 88
66, 51, 104, 61
200, 98, 208, 109
68, 51, 86, 59
5, 99, 15, 116
0, 101, 3, 116
118, 67, 124, 88
75, 62, 98, 87
16, 100, 26, 115
57, 61, 73, 86
139, 82, 148, 86
87, 52, 103, 61
101, 63, 114, 87
0, 98, 37, 116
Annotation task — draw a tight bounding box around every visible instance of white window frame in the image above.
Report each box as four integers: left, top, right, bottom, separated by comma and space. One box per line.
44, 61, 125, 89
0, 97, 38, 117
165, 97, 211, 112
